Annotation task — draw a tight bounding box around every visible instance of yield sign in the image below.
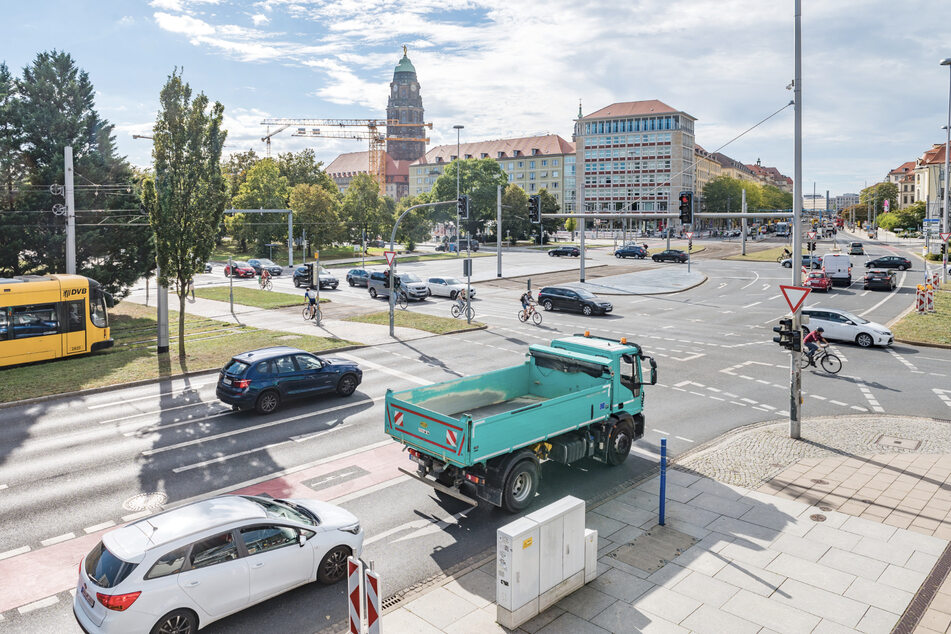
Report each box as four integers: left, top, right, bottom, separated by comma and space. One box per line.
685, 231, 694, 239
780, 285, 812, 314
384, 250, 396, 266
940, 233, 951, 243
807, 231, 816, 240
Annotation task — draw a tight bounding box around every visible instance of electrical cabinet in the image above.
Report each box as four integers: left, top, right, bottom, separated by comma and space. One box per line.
526, 496, 584, 593
496, 517, 539, 613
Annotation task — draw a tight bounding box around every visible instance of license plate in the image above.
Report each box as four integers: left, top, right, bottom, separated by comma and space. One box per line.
223, 378, 232, 385
80, 583, 94, 608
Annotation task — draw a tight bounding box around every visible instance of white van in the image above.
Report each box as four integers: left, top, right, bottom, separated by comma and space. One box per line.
822, 253, 852, 286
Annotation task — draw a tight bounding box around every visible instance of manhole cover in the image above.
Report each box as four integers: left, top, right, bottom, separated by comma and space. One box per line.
875, 435, 921, 450
819, 505, 833, 512
607, 526, 697, 573
770, 463, 785, 469
123, 492, 168, 512
810, 514, 827, 522
810, 479, 829, 485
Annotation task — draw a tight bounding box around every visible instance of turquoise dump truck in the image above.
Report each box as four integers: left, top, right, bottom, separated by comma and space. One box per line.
384, 334, 657, 513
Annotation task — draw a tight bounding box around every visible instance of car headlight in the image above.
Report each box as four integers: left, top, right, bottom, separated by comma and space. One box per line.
340, 523, 361, 535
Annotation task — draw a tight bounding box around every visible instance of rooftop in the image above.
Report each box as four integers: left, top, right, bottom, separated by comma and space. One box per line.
325, 151, 411, 180
889, 160, 916, 175
582, 99, 691, 121
411, 134, 575, 166
919, 144, 948, 165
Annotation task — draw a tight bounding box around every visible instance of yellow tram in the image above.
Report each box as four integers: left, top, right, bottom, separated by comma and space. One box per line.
0, 274, 113, 368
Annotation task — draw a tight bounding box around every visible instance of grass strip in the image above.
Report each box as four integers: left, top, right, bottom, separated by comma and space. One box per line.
345, 310, 484, 334
892, 288, 951, 346
192, 286, 326, 309
724, 245, 808, 262
327, 252, 493, 268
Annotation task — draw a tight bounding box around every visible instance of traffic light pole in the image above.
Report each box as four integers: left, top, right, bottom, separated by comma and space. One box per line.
790, 0, 803, 440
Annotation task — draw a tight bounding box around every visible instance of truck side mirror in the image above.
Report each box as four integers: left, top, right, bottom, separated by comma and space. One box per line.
645, 356, 657, 385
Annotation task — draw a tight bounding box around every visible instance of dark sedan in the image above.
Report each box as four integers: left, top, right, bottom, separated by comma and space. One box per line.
615, 246, 648, 259
224, 261, 255, 278
864, 269, 897, 291
865, 256, 911, 271
347, 269, 370, 287
652, 249, 687, 263
247, 258, 283, 276
548, 246, 580, 257
216, 346, 362, 414
537, 286, 612, 316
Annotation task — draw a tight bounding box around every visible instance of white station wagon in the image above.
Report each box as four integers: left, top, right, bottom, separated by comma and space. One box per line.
73, 495, 362, 634
426, 277, 476, 300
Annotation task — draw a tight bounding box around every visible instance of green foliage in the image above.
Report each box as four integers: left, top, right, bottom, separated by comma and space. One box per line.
501, 183, 529, 239
222, 149, 258, 199
876, 202, 924, 231
565, 217, 578, 235
760, 184, 792, 210
860, 181, 899, 215
145, 69, 227, 356
277, 149, 338, 192
228, 159, 290, 253
430, 159, 508, 234
396, 192, 434, 250
340, 172, 392, 243
289, 182, 341, 251
538, 188, 561, 236
702, 176, 762, 213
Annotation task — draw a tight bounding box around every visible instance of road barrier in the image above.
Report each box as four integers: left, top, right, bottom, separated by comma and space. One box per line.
347, 556, 382, 634
348, 557, 362, 634
928, 284, 936, 313
917, 285, 927, 313
366, 568, 381, 634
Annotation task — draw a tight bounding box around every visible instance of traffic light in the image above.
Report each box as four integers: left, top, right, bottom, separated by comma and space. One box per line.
457, 195, 469, 220
678, 191, 693, 224
772, 317, 801, 352
528, 195, 541, 223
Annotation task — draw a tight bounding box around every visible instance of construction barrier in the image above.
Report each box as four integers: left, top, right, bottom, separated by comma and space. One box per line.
927, 284, 936, 313
347, 557, 382, 634
366, 568, 382, 634
917, 285, 926, 313
348, 557, 362, 634
933, 271, 942, 288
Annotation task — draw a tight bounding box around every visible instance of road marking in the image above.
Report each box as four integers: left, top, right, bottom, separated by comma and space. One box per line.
122, 511, 152, 522
741, 398, 757, 403
17, 596, 58, 615
330, 475, 411, 505
630, 445, 660, 459
0, 545, 30, 561
859, 271, 906, 317
366, 506, 477, 547
652, 428, 671, 435
741, 271, 761, 290
934, 389, 951, 408
122, 410, 234, 436
861, 290, 870, 296
829, 400, 847, 406
290, 425, 350, 442
671, 352, 706, 362
809, 394, 827, 400
0, 484, 7, 491
40, 533, 76, 547
706, 387, 721, 393
87, 383, 212, 410
675, 436, 694, 443
887, 348, 917, 372
338, 352, 430, 385
709, 396, 724, 401
855, 382, 884, 413
768, 294, 781, 300
743, 301, 762, 309
84, 521, 116, 534
674, 380, 692, 387
100, 401, 228, 425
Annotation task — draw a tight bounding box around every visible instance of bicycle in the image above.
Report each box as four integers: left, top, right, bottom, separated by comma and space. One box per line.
302, 303, 322, 325
396, 291, 408, 311
776, 252, 792, 263
518, 303, 542, 325
259, 276, 272, 291
799, 344, 842, 374
450, 297, 475, 320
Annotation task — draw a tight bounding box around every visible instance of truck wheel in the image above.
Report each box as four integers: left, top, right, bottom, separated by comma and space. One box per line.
606, 420, 634, 466
502, 461, 538, 513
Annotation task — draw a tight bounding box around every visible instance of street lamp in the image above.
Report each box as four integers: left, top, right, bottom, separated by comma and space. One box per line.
454, 125, 464, 255
941, 58, 951, 282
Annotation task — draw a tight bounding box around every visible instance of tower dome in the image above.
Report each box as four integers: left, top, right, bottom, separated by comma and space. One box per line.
386, 46, 425, 162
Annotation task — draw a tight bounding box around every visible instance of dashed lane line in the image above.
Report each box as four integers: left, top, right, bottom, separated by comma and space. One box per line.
0, 546, 30, 561
121, 511, 151, 522
84, 521, 115, 534
675, 436, 695, 443
933, 389, 951, 408
854, 380, 885, 413
40, 533, 75, 547
86, 383, 213, 410
652, 428, 671, 435
17, 596, 58, 615
887, 347, 917, 372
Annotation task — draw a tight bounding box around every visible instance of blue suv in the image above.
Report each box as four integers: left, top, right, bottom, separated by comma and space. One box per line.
216, 346, 362, 414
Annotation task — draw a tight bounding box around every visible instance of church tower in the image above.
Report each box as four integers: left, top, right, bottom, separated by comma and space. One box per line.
386, 46, 425, 162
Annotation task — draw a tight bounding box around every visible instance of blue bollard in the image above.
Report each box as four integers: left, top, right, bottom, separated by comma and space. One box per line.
659, 438, 667, 526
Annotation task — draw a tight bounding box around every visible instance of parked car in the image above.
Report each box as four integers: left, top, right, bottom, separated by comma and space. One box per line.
224, 261, 255, 278
367, 240, 386, 248
204, 263, 212, 274
247, 258, 283, 276
781, 255, 822, 269
437, 238, 479, 252
346, 269, 370, 287
865, 256, 911, 271
821, 253, 852, 286
652, 249, 687, 263
803, 271, 832, 293
848, 242, 864, 255
73, 494, 363, 634
801, 308, 893, 348
216, 346, 362, 414
293, 265, 339, 289
537, 286, 613, 316
367, 272, 429, 300
427, 277, 476, 300
549, 246, 580, 257
864, 269, 897, 291
614, 245, 648, 259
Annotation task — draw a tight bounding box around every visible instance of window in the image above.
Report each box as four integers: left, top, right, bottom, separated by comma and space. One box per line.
255, 361, 272, 375
530, 173, 535, 180
294, 354, 322, 371
65, 300, 84, 333
189, 532, 239, 570
517, 161, 523, 168
529, 183, 536, 191
517, 173, 524, 179
272, 356, 296, 375
0, 308, 9, 341
145, 547, 188, 580
542, 160, 547, 166
240, 525, 299, 555
553, 170, 559, 177
13, 304, 58, 338
553, 159, 559, 166
84, 541, 138, 589
530, 161, 535, 169
508, 162, 514, 170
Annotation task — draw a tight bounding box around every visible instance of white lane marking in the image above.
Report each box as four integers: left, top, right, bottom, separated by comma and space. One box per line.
337, 352, 430, 385
172, 425, 350, 473
861, 290, 870, 296
675, 436, 694, 443
0, 484, 7, 491
706, 387, 721, 393
674, 380, 692, 387
810, 394, 827, 400
41, 533, 76, 547
100, 401, 228, 425
122, 410, 234, 437
762, 283, 770, 291
829, 400, 848, 406
741, 398, 757, 404
17, 596, 58, 615
630, 446, 660, 459
887, 348, 917, 372
743, 302, 762, 309
934, 389, 951, 408
122, 511, 152, 522
855, 381, 884, 413
768, 294, 781, 300
84, 521, 116, 534
87, 383, 213, 410
709, 396, 725, 401
741, 271, 761, 290
142, 397, 382, 456
652, 429, 671, 435
0, 545, 30, 560
365, 506, 476, 547
329, 475, 412, 505
859, 271, 906, 317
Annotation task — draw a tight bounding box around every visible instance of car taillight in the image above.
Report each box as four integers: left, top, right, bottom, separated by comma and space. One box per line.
233, 379, 250, 389
465, 473, 485, 485
96, 591, 141, 611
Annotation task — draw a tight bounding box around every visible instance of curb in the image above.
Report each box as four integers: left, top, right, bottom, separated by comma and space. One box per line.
895, 338, 951, 350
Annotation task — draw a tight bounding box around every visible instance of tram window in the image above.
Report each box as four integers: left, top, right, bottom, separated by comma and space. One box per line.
90, 293, 107, 328
66, 301, 85, 332
13, 304, 59, 338
0, 308, 9, 341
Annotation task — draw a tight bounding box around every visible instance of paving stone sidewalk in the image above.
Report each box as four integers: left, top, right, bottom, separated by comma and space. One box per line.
378, 415, 951, 634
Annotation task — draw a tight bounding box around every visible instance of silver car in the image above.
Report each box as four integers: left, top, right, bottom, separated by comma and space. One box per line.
368, 272, 428, 300
427, 277, 476, 300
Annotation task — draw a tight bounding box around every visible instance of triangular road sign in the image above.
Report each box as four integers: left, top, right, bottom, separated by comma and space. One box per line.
384, 250, 396, 266
780, 285, 811, 314
940, 232, 951, 243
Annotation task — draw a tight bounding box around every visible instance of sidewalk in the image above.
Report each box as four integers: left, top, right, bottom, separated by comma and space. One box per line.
379, 414, 951, 633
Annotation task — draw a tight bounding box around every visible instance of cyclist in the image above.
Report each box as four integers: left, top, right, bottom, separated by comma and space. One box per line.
780, 246, 792, 260
259, 268, 271, 288
520, 290, 534, 313
803, 327, 828, 366
304, 285, 318, 312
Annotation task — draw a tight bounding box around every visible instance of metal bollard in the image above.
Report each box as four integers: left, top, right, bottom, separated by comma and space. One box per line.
659, 438, 667, 526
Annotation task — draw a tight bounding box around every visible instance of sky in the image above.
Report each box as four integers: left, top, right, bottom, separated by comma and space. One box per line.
3, 0, 950, 196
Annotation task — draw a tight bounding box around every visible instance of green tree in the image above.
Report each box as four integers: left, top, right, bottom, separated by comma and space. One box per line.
538, 189, 561, 241
277, 148, 338, 192
878, 200, 926, 231
10, 51, 153, 294
340, 172, 392, 243
395, 192, 434, 251
229, 159, 290, 253
760, 184, 792, 210
222, 149, 258, 199
860, 181, 898, 215
145, 70, 227, 357
500, 183, 529, 241
702, 176, 761, 213
289, 182, 341, 252
0, 62, 25, 274
565, 216, 578, 239
430, 159, 507, 235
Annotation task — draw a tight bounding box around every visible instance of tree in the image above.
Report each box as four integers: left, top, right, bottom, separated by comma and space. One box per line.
339, 172, 392, 243
565, 216, 578, 239
395, 192, 434, 251
277, 148, 338, 192
222, 149, 258, 199
878, 200, 926, 231
145, 70, 227, 357
0, 62, 25, 274
430, 159, 507, 235
538, 189, 561, 241
228, 159, 290, 254
289, 183, 341, 252
7, 51, 153, 294
702, 176, 761, 214
760, 184, 792, 210
501, 184, 529, 241
860, 181, 898, 216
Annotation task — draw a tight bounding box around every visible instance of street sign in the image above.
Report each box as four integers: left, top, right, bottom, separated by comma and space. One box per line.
780, 285, 812, 314
313, 251, 319, 259
384, 251, 396, 266
807, 231, 816, 240
883, 199, 890, 212
685, 232, 693, 239
924, 218, 940, 223
941, 233, 951, 243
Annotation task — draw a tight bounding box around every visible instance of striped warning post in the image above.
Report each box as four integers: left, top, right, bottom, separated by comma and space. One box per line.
917, 285, 926, 313
927, 284, 936, 313
365, 568, 382, 634
348, 556, 362, 634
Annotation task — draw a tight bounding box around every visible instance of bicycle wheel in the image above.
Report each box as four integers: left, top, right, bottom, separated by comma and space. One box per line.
798, 354, 811, 370
531, 310, 542, 325
451, 304, 462, 318
312, 307, 322, 325
397, 294, 408, 310
821, 353, 842, 374
518, 310, 528, 322
264, 279, 273, 291
302, 305, 313, 320
465, 306, 475, 320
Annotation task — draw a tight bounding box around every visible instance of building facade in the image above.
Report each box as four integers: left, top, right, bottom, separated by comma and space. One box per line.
408, 134, 575, 207
915, 144, 947, 220
833, 193, 860, 211
325, 152, 411, 201
887, 161, 916, 208
694, 145, 722, 201
745, 159, 794, 193
386, 47, 426, 163
572, 100, 695, 219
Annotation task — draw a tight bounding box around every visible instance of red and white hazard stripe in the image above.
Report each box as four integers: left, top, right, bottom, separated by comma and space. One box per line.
365, 568, 381, 634
394, 411, 403, 427
446, 429, 457, 446
348, 557, 362, 634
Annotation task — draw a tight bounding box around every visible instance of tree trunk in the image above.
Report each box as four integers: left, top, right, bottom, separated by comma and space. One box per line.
178, 288, 187, 357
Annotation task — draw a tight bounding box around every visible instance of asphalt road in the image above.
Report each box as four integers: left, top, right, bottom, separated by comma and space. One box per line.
3, 232, 949, 633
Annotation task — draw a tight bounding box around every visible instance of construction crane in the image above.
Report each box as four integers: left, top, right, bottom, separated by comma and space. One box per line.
260, 118, 431, 193
261, 124, 290, 158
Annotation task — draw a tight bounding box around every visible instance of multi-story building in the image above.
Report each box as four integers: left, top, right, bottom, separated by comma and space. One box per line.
833, 193, 860, 211
694, 145, 722, 201
915, 144, 947, 219
887, 161, 916, 208
711, 152, 757, 184
325, 152, 411, 201
745, 159, 793, 193
407, 134, 575, 207
573, 99, 696, 221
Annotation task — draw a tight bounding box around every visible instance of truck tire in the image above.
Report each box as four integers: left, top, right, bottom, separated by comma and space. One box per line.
502, 460, 538, 513
606, 419, 634, 466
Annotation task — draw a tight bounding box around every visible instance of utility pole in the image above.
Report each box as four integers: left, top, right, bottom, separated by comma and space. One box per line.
64, 146, 76, 275
454, 124, 464, 256
942, 57, 951, 282
790, 0, 803, 440
157, 264, 169, 354
497, 185, 502, 278
741, 189, 748, 256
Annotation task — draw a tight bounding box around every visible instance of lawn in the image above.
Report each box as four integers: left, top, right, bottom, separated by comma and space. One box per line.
0, 301, 356, 403
892, 286, 951, 346
326, 251, 494, 269
724, 246, 808, 262
345, 310, 484, 334
210, 238, 394, 265
193, 286, 327, 309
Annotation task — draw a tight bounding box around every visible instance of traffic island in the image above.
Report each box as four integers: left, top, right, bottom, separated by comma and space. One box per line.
344, 310, 485, 334
192, 286, 328, 309
574, 268, 707, 295
892, 285, 951, 347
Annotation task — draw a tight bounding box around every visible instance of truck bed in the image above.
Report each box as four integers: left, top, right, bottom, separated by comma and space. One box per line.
446, 394, 548, 419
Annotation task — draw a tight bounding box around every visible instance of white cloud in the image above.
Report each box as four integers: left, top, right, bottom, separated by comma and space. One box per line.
117, 15, 135, 26
153, 12, 215, 37
251, 13, 270, 26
